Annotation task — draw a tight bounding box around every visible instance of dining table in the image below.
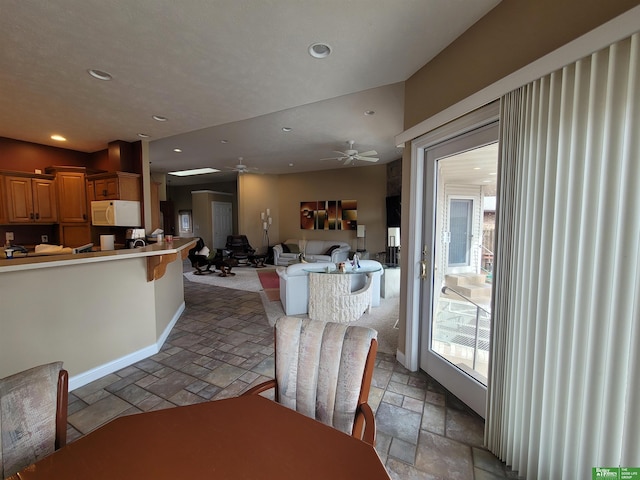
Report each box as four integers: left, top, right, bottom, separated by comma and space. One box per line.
9, 394, 391, 479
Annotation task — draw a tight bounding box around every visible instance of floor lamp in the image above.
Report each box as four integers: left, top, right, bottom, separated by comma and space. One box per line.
260, 209, 272, 254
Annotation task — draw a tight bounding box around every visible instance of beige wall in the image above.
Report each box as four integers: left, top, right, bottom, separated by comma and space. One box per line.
154, 256, 185, 335
397, 0, 640, 356
277, 166, 387, 254
404, 0, 640, 129
238, 173, 281, 252
234, 166, 388, 255
0, 258, 156, 379
191, 190, 235, 247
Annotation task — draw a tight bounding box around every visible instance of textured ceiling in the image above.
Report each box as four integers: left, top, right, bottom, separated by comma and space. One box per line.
0, 0, 500, 184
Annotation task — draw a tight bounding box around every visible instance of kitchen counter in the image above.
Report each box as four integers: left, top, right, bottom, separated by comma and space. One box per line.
0, 238, 197, 390
0, 238, 195, 274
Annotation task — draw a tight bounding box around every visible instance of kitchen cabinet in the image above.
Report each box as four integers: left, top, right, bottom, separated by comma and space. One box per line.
55, 170, 88, 223
88, 172, 141, 201
0, 175, 7, 224
45, 167, 92, 247
3, 174, 57, 223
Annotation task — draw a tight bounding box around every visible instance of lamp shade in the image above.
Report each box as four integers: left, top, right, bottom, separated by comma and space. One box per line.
357, 225, 366, 238
388, 227, 400, 247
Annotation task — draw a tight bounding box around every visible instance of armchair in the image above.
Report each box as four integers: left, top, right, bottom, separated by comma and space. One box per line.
188, 238, 215, 274
243, 317, 378, 445
225, 235, 255, 264
0, 362, 69, 478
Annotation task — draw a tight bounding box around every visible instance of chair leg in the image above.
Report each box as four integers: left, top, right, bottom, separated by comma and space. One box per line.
56, 369, 69, 449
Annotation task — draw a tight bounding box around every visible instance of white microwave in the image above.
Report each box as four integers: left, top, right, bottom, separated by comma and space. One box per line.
91, 200, 141, 227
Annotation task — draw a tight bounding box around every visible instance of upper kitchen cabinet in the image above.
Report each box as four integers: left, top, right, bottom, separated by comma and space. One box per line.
88, 172, 141, 201
45, 167, 91, 247
2, 173, 58, 224
50, 169, 88, 223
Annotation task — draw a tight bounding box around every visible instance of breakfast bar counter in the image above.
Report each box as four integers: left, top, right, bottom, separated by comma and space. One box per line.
0, 238, 197, 390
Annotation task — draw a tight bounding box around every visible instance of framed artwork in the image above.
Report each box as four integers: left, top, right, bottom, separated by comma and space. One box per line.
300, 200, 357, 230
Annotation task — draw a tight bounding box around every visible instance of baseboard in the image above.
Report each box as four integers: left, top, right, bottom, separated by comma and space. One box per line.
68, 302, 185, 391
157, 301, 185, 347
396, 349, 407, 368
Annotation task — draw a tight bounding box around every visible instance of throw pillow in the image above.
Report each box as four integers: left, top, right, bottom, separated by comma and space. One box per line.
286, 243, 300, 253
324, 245, 341, 255
281, 242, 291, 253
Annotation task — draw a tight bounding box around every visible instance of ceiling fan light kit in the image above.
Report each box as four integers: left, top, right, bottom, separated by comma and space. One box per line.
320, 140, 379, 165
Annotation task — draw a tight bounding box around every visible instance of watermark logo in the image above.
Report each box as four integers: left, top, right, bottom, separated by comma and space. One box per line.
593, 467, 640, 479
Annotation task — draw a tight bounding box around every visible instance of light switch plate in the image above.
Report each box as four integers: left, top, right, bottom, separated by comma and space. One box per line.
41, 235, 48, 243
6, 232, 14, 242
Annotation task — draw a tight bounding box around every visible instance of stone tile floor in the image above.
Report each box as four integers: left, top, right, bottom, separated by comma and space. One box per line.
66, 277, 523, 480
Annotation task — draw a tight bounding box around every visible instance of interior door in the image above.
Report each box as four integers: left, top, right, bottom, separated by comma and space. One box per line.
212, 201, 233, 250
420, 123, 498, 418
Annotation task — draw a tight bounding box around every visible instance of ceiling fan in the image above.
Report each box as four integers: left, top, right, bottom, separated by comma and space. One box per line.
226, 157, 259, 174
321, 140, 379, 165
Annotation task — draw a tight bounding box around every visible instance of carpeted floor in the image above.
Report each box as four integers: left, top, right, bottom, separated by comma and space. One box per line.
183, 267, 262, 292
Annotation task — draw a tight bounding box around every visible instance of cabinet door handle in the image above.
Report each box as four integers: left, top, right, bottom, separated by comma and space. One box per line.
35, 212, 40, 220
83, 213, 87, 220
30, 212, 34, 220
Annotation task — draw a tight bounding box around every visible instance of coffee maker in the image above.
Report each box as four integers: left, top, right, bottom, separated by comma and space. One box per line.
125, 228, 146, 248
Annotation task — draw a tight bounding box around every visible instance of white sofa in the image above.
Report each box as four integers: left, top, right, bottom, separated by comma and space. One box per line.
276, 259, 384, 316
272, 239, 350, 266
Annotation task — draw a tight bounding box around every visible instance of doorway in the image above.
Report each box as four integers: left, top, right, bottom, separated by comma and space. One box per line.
419, 123, 498, 418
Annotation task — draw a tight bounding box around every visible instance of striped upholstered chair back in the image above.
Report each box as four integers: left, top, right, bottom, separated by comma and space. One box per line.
244, 316, 378, 444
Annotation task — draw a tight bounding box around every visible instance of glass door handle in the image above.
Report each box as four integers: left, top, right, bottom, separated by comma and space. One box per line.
420, 260, 428, 279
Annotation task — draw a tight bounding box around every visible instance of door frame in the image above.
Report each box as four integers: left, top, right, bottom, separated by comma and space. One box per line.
420, 123, 498, 417
403, 101, 499, 383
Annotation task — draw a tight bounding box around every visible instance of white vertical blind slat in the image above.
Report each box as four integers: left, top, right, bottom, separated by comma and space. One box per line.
487, 33, 640, 479
619, 33, 640, 466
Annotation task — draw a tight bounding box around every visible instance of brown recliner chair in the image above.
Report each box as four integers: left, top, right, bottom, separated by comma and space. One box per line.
225, 235, 255, 264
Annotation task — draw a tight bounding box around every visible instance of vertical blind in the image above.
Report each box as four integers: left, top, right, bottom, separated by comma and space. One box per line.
487, 33, 640, 479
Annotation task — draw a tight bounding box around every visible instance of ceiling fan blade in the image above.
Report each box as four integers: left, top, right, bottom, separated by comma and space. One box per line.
357, 157, 379, 162
357, 150, 377, 157
344, 158, 353, 165
319, 157, 341, 161
332, 150, 348, 156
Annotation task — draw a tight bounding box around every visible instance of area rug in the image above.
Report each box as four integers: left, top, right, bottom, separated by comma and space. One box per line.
257, 270, 280, 301
183, 267, 262, 292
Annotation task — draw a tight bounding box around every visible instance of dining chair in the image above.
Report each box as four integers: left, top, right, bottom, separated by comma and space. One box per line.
0, 362, 69, 478
243, 317, 378, 445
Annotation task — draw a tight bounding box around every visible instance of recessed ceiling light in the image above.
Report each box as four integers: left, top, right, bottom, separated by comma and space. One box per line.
168, 168, 220, 177
289, 163, 294, 167
220, 139, 229, 144
51, 134, 66, 141
87, 69, 112, 81
489, 172, 497, 175
282, 127, 292, 132
308, 43, 331, 59
473, 167, 481, 170
152, 115, 168, 122
173, 148, 182, 153
137, 133, 150, 138
364, 110, 375, 116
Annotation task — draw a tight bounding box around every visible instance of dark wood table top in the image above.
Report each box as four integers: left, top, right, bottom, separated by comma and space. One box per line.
11, 395, 390, 479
